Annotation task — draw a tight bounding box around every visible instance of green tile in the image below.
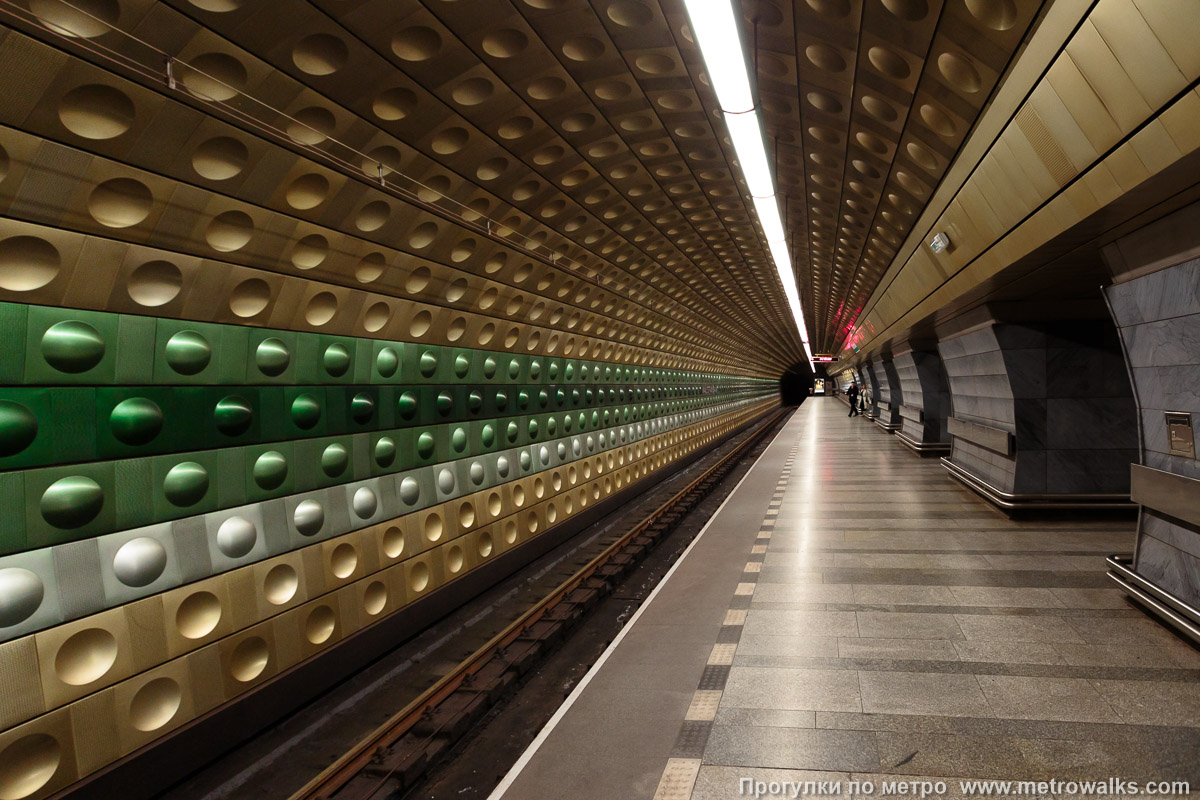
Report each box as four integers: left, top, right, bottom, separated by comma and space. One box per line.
24, 306, 118, 385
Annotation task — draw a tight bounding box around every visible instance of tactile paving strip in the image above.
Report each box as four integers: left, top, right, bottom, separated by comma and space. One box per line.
647, 442, 797, 798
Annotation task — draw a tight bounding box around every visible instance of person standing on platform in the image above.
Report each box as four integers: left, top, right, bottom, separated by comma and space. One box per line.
847, 382, 860, 417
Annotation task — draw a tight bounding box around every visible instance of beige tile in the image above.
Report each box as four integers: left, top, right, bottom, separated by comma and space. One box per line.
852, 585, 957, 606
734, 634, 840, 658
838, 637, 960, 661
753, 584, 854, 604
1049, 588, 1132, 609
953, 614, 1084, 643
744, 609, 859, 638
722, 666, 862, 713
856, 612, 965, 640
947, 586, 1065, 608
1067, 617, 1186, 646
1053, 642, 1200, 669
976, 675, 1121, 723
1091, 679, 1200, 727
953, 640, 1066, 666
859, 671, 991, 718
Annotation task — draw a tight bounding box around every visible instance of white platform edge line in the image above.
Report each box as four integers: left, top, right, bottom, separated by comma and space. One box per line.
487, 410, 797, 800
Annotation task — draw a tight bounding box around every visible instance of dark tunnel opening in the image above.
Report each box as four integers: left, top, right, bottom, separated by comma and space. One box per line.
779, 363, 816, 405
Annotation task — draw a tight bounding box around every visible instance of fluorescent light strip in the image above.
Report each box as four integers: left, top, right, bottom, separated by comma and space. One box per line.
682, 0, 813, 367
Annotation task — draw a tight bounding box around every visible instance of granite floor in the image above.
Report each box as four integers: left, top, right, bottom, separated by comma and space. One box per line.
490, 400, 1200, 800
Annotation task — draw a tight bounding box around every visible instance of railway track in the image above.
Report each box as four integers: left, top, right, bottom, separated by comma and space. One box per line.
289, 405, 791, 800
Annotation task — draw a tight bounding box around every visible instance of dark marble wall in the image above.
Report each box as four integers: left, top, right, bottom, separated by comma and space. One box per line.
879, 359, 904, 426
938, 317, 1137, 496
1107, 257, 1200, 607
894, 347, 952, 445
863, 361, 882, 418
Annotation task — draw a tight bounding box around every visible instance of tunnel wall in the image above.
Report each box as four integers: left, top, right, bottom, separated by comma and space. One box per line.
0, 18, 786, 798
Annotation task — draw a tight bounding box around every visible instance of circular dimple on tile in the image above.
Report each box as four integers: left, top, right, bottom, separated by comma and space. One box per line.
897, 171, 921, 194
111, 537, 166, 587
110, 397, 163, 446
881, 0, 927, 20
852, 159, 881, 180
920, 103, 956, 137
129, 677, 182, 732
59, 83, 135, 140
607, 0, 652, 26
907, 141, 939, 171
31, 0, 118, 37
217, 515, 257, 558
289, 234, 328, 270
304, 292, 337, 326
432, 126, 468, 154
352, 487, 378, 519
562, 36, 603, 61
523, 77, 563, 102
41, 320, 105, 374
452, 77, 493, 106
293, 499, 324, 536
0, 235, 60, 292
162, 462, 209, 508
806, 0, 850, 15
392, 26, 441, 61
363, 301, 391, 332
230, 636, 269, 681
229, 277, 271, 317
966, 0, 1017, 30
593, 80, 630, 102
807, 126, 840, 144
293, 33, 347, 76
349, 200, 388, 233
322, 444, 347, 477
205, 210, 253, 252
634, 53, 674, 74
0, 733, 61, 799
862, 95, 897, 123
123, 260, 181, 311
356, 252, 386, 283
869, 45, 910, 80
286, 106, 336, 145
331, 542, 357, 578
192, 135, 247, 180
855, 131, 889, 155
189, 0, 241, 9
181, 53, 246, 102
54, 627, 117, 685
408, 222, 438, 250
561, 112, 595, 133
0, 568, 44, 627
482, 29, 527, 59
285, 173, 329, 211
372, 87, 416, 121
938, 51, 982, 93
176, 591, 221, 639
88, 177, 152, 228
405, 266, 431, 294
806, 44, 845, 72
264, 563, 298, 605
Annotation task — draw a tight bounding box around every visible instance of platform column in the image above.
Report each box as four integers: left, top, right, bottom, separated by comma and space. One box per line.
934, 303, 1137, 509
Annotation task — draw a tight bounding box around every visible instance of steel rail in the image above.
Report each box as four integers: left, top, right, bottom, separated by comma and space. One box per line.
289, 404, 790, 800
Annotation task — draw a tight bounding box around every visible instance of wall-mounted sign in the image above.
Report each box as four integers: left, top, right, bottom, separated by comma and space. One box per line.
929, 232, 951, 254
813, 355, 839, 363
1166, 412, 1195, 458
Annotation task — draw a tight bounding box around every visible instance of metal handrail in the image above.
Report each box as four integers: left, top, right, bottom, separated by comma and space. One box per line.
940, 458, 1135, 509
1107, 554, 1200, 646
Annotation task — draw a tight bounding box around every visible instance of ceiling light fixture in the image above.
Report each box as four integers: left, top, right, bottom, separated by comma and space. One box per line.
681, 0, 812, 367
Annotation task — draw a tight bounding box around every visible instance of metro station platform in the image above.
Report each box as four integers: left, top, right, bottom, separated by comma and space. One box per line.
490, 398, 1200, 800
